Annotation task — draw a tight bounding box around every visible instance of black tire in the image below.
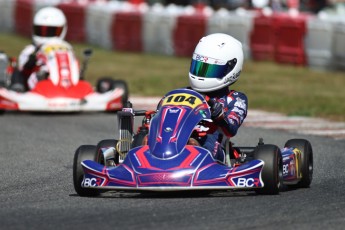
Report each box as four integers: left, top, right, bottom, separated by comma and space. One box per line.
73, 145, 100, 197
284, 139, 313, 188
96, 77, 115, 93
96, 77, 129, 106
254, 144, 282, 195
113, 79, 129, 105
96, 139, 119, 165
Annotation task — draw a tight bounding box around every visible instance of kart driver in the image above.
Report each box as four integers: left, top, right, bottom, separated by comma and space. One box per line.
188, 33, 248, 164
10, 6, 68, 92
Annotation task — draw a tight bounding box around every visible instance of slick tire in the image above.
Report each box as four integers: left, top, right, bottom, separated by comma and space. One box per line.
113, 79, 129, 105
254, 144, 283, 195
73, 145, 100, 197
96, 77, 115, 93
284, 139, 313, 188
96, 139, 119, 165
96, 77, 129, 107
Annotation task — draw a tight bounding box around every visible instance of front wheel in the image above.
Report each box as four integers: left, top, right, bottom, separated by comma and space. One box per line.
73, 145, 100, 197
284, 139, 313, 188
254, 144, 283, 195
96, 139, 120, 166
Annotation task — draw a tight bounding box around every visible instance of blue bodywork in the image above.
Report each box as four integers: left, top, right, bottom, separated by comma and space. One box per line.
81, 88, 297, 191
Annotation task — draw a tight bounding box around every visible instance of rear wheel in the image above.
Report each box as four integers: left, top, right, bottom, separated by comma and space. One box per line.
254, 144, 282, 195
113, 80, 129, 105
96, 77, 129, 106
96, 77, 114, 93
73, 145, 100, 197
284, 139, 313, 188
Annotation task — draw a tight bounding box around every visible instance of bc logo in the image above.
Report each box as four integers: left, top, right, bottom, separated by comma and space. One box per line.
82, 177, 102, 187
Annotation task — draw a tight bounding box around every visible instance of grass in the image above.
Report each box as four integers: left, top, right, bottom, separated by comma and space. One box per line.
1, 32, 345, 121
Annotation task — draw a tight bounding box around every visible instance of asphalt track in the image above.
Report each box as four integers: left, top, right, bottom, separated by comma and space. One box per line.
1, 111, 345, 230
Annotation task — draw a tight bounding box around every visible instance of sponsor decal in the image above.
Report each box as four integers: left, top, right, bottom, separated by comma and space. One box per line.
194, 54, 208, 63
232, 107, 245, 116
234, 97, 247, 110
235, 178, 260, 187
193, 53, 226, 65
42, 43, 70, 55
283, 164, 289, 175
228, 112, 240, 124
48, 101, 68, 107
164, 127, 173, 132
224, 71, 241, 84
122, 108, 133, 113
47, 100, 80, 108
199, 110, 207, 118
82, 177, 102, 187
168, 108, 180, 113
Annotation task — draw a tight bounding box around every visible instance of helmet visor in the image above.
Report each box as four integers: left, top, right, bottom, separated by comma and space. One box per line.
33, 25, 63, 37
190, 59, 229, 79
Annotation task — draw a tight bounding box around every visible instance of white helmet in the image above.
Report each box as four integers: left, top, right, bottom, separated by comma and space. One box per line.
32, 7, 67, 46
189, 33, 244, 93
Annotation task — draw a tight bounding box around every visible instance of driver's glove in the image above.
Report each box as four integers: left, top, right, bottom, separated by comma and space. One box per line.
23, 45, 41, 70
23, 54, 37, 70
210, 100, 224, 121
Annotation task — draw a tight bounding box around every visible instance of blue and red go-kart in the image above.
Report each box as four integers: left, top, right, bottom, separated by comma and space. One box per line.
0, 39, 128, 113
73, 88, 313, 196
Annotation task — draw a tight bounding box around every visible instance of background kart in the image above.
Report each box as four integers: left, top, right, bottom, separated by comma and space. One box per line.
73, 88, 313, 196
0, 40, 128, 113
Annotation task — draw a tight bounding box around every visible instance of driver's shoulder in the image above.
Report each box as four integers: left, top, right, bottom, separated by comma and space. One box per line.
229, 90, 247, 99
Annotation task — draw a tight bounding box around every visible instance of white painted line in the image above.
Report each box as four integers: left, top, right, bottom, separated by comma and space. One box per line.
129, 96, 345, 140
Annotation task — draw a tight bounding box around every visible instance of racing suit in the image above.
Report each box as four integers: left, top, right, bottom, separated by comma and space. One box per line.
11, 43, 38, 91
156, 87, 248, 164
198, 87, 248, 164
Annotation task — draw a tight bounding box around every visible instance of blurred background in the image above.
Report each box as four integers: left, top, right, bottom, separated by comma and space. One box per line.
1, 0, 345, 70
0, 0, 345, 121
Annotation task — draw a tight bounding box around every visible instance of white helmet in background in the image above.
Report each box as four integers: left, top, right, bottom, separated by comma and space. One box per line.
189, 33, 244, 93
32, 7, 67, 46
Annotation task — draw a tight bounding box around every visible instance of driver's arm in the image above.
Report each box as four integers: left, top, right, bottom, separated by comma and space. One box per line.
212, 92, 248, 137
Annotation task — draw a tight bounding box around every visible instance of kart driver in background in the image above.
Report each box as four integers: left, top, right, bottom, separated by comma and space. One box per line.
11, 6, 68, 92
187, 33, 248, 164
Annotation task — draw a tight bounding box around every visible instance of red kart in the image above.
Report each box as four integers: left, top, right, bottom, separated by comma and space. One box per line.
0, 39, 128, 113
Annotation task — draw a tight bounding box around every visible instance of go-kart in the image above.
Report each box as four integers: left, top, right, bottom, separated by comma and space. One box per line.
0, 39, 128, 113
73, 88, 313, 196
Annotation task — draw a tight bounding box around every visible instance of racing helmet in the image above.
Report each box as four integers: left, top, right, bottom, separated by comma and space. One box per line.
32, 7, 67, 46
189, 33, 244, 93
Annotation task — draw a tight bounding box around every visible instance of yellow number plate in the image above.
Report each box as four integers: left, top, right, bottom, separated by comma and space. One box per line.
161, 93, 203, 109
